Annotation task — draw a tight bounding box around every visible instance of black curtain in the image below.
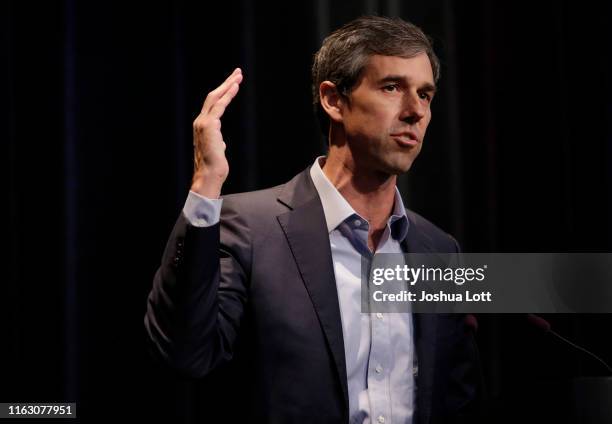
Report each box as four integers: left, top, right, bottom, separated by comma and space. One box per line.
4, 0, 611, 422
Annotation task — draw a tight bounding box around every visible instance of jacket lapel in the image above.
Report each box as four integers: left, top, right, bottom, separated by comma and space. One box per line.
276, 169, 350, 416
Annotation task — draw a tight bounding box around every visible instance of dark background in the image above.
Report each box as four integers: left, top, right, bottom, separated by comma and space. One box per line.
3, 0, 611, 422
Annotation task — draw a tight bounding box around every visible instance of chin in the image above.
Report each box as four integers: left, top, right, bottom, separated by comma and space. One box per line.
382, 150, 419, 175
387, 157, 416, 175
380, 162, 413, 176
395, 164, 414, 175
368, 151, 418, 176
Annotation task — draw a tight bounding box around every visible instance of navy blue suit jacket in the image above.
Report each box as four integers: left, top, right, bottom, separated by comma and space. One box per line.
145, 168, 482, 423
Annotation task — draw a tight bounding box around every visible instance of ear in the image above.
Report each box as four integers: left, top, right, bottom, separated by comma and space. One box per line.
319, 81, 345, 123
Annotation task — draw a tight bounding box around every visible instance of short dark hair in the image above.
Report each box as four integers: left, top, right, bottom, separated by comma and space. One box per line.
311, 16, 440, 135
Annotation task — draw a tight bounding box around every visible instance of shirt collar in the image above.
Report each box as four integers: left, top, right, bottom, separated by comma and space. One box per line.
309, 156, 410, 242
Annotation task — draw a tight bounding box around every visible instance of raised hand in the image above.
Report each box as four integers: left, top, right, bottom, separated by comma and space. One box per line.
190, 68, 243, 198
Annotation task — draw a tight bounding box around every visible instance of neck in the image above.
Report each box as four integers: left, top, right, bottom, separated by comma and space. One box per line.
322, 147, 397, 233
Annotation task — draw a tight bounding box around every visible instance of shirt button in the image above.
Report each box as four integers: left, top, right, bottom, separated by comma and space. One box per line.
353, 219, 362, 227
377, 415, 386, 423
375, 364, 383, 374
376, 312, 384, 320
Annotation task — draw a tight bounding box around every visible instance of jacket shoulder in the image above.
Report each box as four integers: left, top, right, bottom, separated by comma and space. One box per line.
220, 168, 311, 221
406, 209, 460, 252
220, 183, 287, 219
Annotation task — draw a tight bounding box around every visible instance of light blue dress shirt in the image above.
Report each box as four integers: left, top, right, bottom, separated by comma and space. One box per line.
183, 157, 415, 424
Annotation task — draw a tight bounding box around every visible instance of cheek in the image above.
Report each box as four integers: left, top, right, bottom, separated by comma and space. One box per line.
355, 99, 389, 121
348, 109, 385, 136
420, 112, 432, 132
358, 107, 385, 126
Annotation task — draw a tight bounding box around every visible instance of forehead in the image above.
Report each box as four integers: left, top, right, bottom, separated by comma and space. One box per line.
361, 53, 434, 84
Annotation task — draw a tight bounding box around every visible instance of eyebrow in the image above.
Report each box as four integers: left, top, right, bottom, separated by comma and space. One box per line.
378, 75, 437, 93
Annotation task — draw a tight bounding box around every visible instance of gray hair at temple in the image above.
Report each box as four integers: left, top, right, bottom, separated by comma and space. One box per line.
311, 16, 440, 135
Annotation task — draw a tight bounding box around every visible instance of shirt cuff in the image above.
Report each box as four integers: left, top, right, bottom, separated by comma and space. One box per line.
182, 191, 223, 227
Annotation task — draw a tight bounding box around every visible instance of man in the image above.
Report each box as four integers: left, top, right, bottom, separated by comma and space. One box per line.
145, 16, 482, 423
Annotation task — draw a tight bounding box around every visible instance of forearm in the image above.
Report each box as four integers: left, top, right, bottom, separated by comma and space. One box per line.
145, 214, 227, 378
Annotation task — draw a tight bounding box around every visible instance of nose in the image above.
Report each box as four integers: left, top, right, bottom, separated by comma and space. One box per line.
399, 92, 426, 125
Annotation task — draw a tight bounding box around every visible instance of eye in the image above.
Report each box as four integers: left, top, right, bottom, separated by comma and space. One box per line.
383, 84, 400, 92
418, 92, 432, 102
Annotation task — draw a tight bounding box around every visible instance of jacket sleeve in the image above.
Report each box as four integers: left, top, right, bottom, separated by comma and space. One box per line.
144, 199, 251, 378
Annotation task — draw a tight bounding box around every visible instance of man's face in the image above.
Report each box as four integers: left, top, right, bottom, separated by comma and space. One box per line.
339, 53, 436, 175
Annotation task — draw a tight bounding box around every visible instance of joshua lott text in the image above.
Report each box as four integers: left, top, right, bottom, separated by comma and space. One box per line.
373, 290, 493, 302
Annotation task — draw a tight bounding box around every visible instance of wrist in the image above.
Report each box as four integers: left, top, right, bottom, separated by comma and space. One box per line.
190, 169, 225, 199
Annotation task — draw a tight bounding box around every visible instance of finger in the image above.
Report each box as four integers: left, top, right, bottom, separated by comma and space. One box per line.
202, 71, 242, 114
201, 68, 242, 114
208, 81, 241, 118
199, 68, 240, 113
